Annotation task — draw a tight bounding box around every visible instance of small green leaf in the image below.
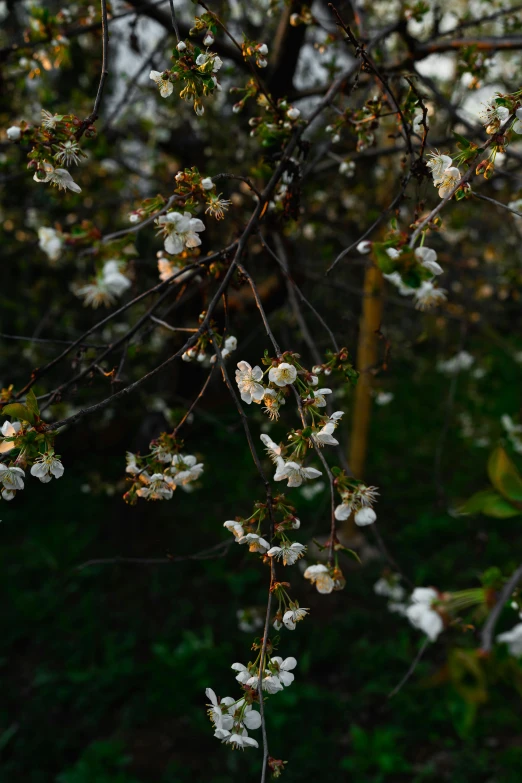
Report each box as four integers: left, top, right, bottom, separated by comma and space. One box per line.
1, 403, 35, 424
452, 130, 472, 148
488, 446, 522, 503
460, 488, 521, 518
25, 389, 40, 418
339, 546, 361, 564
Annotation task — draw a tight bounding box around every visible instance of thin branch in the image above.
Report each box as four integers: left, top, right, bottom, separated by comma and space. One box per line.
0, 334, 107, 349
473, 192, 522, 218
326, 175, 412, 274
75, 0, 109, 138
258, 233, 339, 352
172, 367, 215, 437
74, 539, 232, 571
388, 637, 430, 698
480, 564, 522, 653
168, 0, 180, 41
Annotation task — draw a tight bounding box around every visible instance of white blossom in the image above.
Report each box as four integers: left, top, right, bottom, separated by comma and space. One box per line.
177, 41, 187, 52
231, 662, 252, 684
413, 281, 447, 311
274, 458, 322, 488
205, 688, 234, 732
437, 350, 474, 375
497, 623, 522, 657
268, 362, 297, 387
125, 452, 141, 475
262, 388, 284, 420
30, 452, 64, 483
304, 564, 334, 594
149, 69, 173, 98
102, 260, 132, 297
260, 433, 282, 461
54, 139, 82, 166
156, 211, 205, 255
374, 577, 405, 602
283, 607, 309, 629
170, 453, 204, 486
270, 656, 297, 686
306, 388, 332, 407
412, 111, 427, 135
238, 533, 270, 553
437, 166, 461, 198
7, 125, 21, 141
196, 53, 223, 73
314, 421, 338, 446
414, 246, 443, 276
426, 152, 453, 185
38, 227, 63, 262
235, 361, 265, 404
357, 240, 372, 254
267, 541, 306, 566
224, 520, 244, 539
375, 391, 393, 406
406, 587, 444, 641
513, 107, 522, 134
0, 421, 21, 454
0, 463, 25, 499
354, 507, 376, 526
481, 103, 510, 134
201, 177, 214, 190
41, 109, 60, 129
136, 472, 175, 500
287, 107, 300, 120
258, 44, 268, 55
33, 161, 81, 193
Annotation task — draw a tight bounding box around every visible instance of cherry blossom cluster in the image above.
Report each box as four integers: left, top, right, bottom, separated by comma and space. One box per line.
172, 167, 232, 222
149, 39, 223, 116
0, 391, 64, 502
358, 237, 447, 311
124, 434, 203, 504
8, 108, 89, 193
206, 632, 297, 751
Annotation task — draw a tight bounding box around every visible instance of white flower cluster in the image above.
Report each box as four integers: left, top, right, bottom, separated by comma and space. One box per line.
383, 245, 447, 311
334, 483, 379, 527
405, 587, 444, 641
74, 260, 131, 309
205, 688, 262, 750
437, 350, 474, 375
480, 103, 522, 135
156, 211, 205, 255
126, 447, 203, 501
426, 151, 461, 199
0, 433, 64, 502
205, 654, 297, 750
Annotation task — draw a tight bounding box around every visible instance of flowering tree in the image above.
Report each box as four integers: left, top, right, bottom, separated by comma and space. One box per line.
2, 0, 522, 779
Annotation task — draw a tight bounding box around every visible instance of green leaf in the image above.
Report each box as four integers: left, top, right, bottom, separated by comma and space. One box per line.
1, 403, 35, 424
452, 130, 472, 148
25, 389, 40, 418
487, 446, 522, 503
339, 547, 361, 564
459, 488, 521, 518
